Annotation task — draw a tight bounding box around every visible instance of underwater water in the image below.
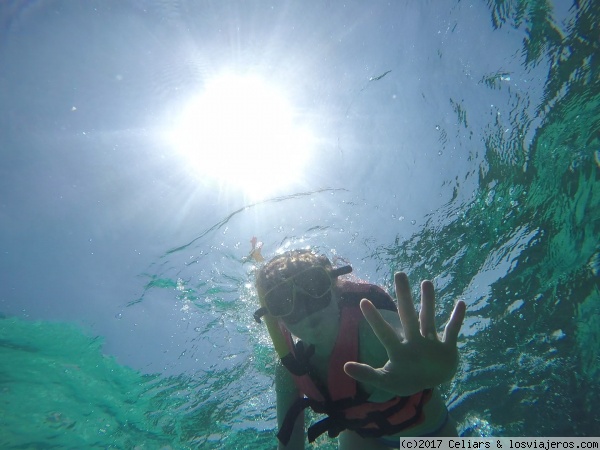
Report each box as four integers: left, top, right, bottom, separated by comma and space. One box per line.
1, 0, 598, 448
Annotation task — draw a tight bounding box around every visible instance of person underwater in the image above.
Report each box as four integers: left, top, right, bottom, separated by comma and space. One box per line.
254, 249, 466, 449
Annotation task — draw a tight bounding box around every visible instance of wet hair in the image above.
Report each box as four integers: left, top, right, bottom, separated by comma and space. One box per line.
255, 249, 333, 299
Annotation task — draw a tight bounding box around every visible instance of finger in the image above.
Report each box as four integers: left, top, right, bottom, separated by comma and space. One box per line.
394, 272, 420, 340
360, 299, 403, 356
419, 280, 438, 340
344, 361, 384, 387
443, 300, 466, 346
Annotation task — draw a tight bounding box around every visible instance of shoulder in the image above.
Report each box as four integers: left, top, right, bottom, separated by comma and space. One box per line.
337, 280, 397, 312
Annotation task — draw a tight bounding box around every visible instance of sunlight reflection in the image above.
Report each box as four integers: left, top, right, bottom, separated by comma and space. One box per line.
167, 73, 315, 199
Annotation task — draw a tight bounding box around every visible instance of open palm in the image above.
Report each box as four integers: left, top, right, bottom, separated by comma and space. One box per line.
344, 272, 466, 397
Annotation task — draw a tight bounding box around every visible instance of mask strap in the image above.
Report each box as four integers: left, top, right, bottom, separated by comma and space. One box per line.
330, 265, 352, 278
253, 306, 268, 323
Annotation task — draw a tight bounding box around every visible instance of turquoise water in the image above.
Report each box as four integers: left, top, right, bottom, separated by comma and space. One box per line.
1, 0, 599, 448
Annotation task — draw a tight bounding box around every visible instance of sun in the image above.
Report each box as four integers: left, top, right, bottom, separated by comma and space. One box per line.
167, 73, 315, 199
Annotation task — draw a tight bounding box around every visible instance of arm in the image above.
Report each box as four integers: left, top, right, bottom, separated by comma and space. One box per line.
344, 272, 466, 396
275, 362, 305, 450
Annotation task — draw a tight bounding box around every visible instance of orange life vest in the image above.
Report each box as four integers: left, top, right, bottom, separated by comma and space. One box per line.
277, 281, 432, 444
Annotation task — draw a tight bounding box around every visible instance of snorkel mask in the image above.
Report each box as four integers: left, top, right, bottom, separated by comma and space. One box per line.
254, 251, 352, 375
254, 264, 353, 324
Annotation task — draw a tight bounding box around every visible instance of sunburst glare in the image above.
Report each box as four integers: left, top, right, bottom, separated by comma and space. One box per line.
167, 73, 315, 199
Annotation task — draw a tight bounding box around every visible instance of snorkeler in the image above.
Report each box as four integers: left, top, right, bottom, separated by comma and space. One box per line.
254, 249, 466, 449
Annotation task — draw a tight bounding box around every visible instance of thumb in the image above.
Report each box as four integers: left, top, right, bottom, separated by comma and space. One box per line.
343, 361, 382, 385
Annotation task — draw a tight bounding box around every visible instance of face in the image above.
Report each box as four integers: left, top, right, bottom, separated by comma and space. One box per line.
281, 289, 341, 343
262, 265, 334, 324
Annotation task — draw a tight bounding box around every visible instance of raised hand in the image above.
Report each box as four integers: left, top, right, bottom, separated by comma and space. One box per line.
344, 272, 466, 397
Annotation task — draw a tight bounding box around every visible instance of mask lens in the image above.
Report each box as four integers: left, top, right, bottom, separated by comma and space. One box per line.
294, 267, 331, 298
264, 282, 294, 317
262, 266, 333, 320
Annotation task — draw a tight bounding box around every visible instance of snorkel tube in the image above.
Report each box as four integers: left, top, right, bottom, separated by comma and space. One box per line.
254, 294, 299, 373
254, 264, 353, 376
